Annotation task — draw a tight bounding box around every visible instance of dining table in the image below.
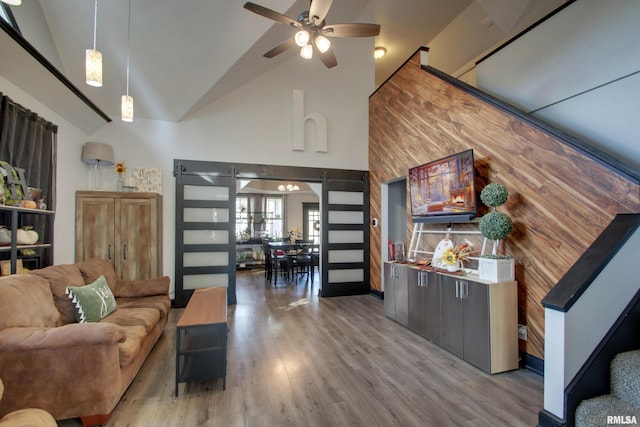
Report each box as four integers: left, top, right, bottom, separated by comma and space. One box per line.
266, 241, 319, 282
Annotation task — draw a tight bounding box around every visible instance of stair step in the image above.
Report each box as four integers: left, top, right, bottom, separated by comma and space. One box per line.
576, 395, 640, 427
611, 349, 640, 409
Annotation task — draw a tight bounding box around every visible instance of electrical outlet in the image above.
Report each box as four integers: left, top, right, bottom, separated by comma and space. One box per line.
518, 324, 528, 341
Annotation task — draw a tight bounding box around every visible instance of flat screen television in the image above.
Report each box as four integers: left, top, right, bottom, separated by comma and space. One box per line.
409, 149, 477, 223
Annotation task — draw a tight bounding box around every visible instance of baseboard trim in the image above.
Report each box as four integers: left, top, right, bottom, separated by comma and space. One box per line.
538, 409, 566, 427
370, 289, 383, 299
522, 352, 544, 376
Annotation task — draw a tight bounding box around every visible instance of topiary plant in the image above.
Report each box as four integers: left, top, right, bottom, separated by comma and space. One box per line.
479, 210, 512, 241
478, 182, 513, 256
480, 182, 509, 208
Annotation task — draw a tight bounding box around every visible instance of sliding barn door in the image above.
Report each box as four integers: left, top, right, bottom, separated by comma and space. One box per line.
174, 169, 236, 307
320, 173, 370, 297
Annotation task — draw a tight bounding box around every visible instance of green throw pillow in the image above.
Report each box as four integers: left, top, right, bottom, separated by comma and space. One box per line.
66, 275, 117, 323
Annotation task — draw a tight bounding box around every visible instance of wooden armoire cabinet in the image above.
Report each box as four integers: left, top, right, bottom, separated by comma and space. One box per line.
76, 191, 162, 280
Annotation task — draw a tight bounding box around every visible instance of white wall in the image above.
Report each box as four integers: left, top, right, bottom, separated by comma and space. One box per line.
476, 0, 640, 171
1, 30, 372, 293
284, 192, 320, 236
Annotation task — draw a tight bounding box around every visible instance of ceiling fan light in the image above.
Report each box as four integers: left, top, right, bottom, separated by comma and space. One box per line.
294, 30, 310, 47
315, 35, 331, 53
374, 46, 387, 59
300, 44, 313, 59
121, 95, 134, 122
85, 49, 103, 87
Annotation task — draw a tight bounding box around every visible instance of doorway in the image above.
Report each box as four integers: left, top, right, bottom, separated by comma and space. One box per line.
173, 160, 369, 306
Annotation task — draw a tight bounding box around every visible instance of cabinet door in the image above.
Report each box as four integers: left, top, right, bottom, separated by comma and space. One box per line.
76, 196, 116, 268
407, 267, 422, 334
461, 280, 490, 371
440, 276, 463, 357
383, 263, 396, 319
394, 265, 409, 327
118, 197, 160, 280
421, 271, 441, 344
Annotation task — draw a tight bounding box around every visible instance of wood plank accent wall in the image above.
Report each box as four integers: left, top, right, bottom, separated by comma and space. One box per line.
368, 53, 640, 359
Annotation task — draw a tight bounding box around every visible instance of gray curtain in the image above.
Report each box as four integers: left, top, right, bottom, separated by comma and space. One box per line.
0, 92, 57, 267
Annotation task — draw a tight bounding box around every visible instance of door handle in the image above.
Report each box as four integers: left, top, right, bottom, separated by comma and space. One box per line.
455, 280, 459, 298
108, 244, 112, 260
122, 244, 127, 260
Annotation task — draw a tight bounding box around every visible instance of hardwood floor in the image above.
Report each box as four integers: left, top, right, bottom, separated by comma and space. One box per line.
59, 269, 543, 426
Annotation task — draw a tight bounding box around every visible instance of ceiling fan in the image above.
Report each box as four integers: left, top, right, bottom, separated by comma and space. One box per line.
243, 0, 380, 68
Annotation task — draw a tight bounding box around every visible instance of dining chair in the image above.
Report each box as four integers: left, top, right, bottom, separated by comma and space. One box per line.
270, 247, 290, 284
261, 241, 273, 280
293, 241, 314, 280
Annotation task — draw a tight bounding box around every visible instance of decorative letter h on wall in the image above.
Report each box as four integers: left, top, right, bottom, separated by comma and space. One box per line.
292, 89, 328, 153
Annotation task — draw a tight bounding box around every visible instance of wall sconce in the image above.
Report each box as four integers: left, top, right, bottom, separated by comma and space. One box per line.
82, 141, 114, 190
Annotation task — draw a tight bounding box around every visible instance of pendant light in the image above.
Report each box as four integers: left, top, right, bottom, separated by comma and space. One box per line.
121, 0, 134, 122
85, 0, 102, 87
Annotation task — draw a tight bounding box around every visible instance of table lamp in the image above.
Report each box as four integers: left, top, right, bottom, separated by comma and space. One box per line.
82, 141, 115, 190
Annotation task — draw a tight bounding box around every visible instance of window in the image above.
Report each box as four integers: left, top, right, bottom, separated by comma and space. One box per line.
235, 194, 284, 240
236, 196, 250, 239
265, 196, 284, 239
303, 203, 320, 244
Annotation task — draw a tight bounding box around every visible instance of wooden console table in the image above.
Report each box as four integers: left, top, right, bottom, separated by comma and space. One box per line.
175, 287, 228, 396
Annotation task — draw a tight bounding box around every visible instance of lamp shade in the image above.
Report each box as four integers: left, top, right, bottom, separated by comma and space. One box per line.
82, 141, 114, 166
121, 95, 134, 122
85, 49, 103, 87
300, 44, 313, 59
315, 35, 331, 53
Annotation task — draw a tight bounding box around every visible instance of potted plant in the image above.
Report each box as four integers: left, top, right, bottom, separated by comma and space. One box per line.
478, 183, 515, 282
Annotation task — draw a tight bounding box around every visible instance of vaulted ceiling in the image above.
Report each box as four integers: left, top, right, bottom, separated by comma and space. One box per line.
3, 0, 567, 127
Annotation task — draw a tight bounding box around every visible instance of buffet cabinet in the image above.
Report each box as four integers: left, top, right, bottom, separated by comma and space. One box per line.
76, 192, 162, 280
384, 262, 518, 374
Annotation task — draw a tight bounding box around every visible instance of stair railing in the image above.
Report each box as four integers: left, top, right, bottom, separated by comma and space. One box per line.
538, 214, 640, 427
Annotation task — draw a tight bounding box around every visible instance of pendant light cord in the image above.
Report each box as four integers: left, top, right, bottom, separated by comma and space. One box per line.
126, 0, 131, 96
92, 0, 98, 50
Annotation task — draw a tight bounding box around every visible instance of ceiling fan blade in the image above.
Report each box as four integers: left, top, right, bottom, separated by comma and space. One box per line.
244, 2, 301, 28
322, 23, 381, 38
318, 48, 338, 69
309, 0, 333, 24
264, 38, 297, 58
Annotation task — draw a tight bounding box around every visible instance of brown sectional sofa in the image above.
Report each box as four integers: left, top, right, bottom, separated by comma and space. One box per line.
0, 259, 171, 425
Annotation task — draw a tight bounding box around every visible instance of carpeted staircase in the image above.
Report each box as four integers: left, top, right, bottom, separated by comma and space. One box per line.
576, 350, 640, 426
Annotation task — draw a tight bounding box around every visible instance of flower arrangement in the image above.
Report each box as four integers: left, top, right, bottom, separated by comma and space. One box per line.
437, 241, 474, 268
114, 162, 127, 175
289, 226, 302, 240
441, 247, 458, 266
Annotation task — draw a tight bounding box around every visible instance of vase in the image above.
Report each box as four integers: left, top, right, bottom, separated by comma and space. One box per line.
117, 176, 124, 192
446, 261, 460, 272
